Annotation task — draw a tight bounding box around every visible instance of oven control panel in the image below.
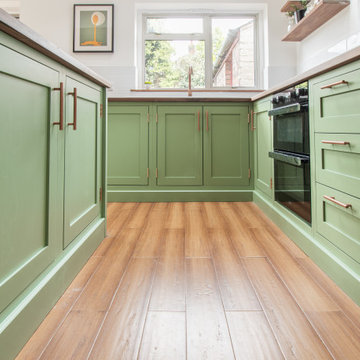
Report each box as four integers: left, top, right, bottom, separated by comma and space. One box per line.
272, 83, 308, 108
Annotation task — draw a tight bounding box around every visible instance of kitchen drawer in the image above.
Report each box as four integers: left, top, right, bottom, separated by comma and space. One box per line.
315, 133, 360, 199
316, 183, 360, 264
312, 67, 360, 133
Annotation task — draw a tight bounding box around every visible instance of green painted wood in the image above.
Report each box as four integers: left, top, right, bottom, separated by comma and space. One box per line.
157, 105, 203, 185
254, 191, 360, 306
316, 183, 360, 264
0, 44, 62, 313
204, 105, 250, 186
107, 105, 149, 186
312, 66, 360, 133
315, 133, 360, 198
63, 77, 102, 248
108, 190, 253, 202
253, 98, 273, 197
0, 220, 105, 360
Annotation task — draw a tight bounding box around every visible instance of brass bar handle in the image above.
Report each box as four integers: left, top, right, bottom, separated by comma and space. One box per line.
323, 195, 352, 209
67, 88, 77, 130
206, 110, 209, 131
321, 140, 350, 145
320, 80, 349, 89
197, 111, 200, 132
251, 110, 256, 131
53, 82, 64, 130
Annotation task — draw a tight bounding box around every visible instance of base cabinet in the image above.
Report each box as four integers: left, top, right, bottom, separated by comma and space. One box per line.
0, 29, 107, 360
253, 97, 273, 198
107, 102, 252, 200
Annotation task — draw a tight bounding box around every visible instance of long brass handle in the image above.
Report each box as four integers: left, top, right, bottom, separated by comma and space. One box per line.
323, 195, 352, 209
320, 80, 349, 89
67, 88, 77, 130
251, 110, 256, 131
197, 111, 200, 132
206, 110, 209, 131
321, 140, 350, 145
53, 82, 64, 130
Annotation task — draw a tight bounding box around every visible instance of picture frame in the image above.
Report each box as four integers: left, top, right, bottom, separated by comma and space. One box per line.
73, 4, 114, 53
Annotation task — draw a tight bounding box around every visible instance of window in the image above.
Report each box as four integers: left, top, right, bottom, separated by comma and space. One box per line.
142, 14, 257, 89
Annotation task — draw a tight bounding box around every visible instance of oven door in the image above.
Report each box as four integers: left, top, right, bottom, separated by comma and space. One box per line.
269, 151, 311, 224
269, 103, 309, 155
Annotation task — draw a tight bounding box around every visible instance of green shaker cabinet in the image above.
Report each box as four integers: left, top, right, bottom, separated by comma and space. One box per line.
253, 98, 273, 197
0, 42, 62, 313
157, 105, 203, 186
204, 105, 249, 186
63, 77, 103, 248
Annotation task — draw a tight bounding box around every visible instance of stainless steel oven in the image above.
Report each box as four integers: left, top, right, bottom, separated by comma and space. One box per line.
268, 83, 311, 224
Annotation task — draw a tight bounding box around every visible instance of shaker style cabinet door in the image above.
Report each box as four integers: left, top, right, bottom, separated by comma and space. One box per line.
0, 43, 62, 312
204, 105, 250, 186
107, 105, 149, 186
253, 99, 273, 197
157, 105, 203, 186
63, 77, 102, 248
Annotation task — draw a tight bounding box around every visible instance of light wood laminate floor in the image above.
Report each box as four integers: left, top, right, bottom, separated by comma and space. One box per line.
16, 202, 360, 359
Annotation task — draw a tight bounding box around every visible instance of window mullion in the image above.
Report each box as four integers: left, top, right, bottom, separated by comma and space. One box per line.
144, 33, 204, 41
204, 16, 212, 89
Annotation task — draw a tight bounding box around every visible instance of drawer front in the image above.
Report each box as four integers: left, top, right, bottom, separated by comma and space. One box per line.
253, 97, 271, 113
315, 133, 360, 198
312, 68, 360, 133
316, 183, 360, 263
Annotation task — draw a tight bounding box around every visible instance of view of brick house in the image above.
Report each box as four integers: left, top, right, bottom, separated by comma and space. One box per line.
213, 21, 254, 87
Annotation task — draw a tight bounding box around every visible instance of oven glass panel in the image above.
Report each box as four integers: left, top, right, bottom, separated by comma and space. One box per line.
274, 111, 309, 155
274, 159, 311, 224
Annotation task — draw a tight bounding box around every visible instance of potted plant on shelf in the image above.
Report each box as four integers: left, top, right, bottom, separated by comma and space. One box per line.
286, 11, 296, 32
292, 1, 308, 23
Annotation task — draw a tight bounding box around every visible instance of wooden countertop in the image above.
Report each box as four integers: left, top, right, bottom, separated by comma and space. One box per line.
0, 9, 111, 88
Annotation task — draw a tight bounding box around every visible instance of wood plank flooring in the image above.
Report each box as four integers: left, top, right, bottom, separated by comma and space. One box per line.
16, 202, 360, 360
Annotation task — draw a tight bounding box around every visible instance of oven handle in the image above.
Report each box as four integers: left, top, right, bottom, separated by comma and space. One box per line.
268, 151, 309, 167
268, 103, 307, 117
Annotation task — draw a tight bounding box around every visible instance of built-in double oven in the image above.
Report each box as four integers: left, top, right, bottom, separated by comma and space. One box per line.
269, 82, 311, 224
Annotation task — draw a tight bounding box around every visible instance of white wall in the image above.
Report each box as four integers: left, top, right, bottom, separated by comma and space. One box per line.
297, 0, 360, 73
20, 0, 298, 96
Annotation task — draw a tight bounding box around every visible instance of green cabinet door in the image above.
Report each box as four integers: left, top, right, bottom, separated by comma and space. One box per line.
63, 77, 102, 248
0, 43, 61, 312
253, 99, 273, 197
157, 105, 202, 185
204, 105, 250, 186
108, 105, 149, 185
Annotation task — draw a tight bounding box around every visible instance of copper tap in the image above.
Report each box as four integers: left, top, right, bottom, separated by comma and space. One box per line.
188, 66, 193, 96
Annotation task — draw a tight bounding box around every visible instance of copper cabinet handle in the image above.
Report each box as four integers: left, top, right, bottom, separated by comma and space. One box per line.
323, 195, 352, 209
251, 110, 256, 131
321, 140, 350, 145
197, 111, 200, 132
206, 110, 209, 131
320, 80, 349, 89
53, 82, 64, 130
67, 88, 77, 130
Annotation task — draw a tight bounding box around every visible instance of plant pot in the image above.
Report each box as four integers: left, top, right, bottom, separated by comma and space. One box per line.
294, 9, 306, 23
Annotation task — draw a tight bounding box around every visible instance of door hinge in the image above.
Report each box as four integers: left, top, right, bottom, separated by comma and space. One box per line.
248, 168, 251, 179
100, 104, 103, 118
99, 187, 103, 202
156, 168, 158, 178
147, 168, 149, 178
270, 177, 273, 189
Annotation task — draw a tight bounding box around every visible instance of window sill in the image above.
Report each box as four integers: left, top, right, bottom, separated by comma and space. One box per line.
131, 89, 263, 93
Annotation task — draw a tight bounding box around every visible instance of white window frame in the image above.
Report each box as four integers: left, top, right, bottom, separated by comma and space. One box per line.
139, 12, 261, 90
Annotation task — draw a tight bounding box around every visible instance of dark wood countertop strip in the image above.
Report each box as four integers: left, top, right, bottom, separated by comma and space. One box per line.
252, 46, 360, 101
0, 9, 111, 88
108, 97, 252, 102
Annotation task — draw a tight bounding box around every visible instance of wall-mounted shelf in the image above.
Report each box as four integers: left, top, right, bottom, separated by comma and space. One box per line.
282, 0, 350, 42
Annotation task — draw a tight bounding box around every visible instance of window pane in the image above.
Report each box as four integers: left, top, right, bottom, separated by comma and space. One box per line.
146, 18, 203, 34
145, 40, 205, 88
212, 18, 255, 87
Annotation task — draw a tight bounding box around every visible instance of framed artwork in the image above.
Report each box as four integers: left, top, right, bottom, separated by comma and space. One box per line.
73, 4, 114, 52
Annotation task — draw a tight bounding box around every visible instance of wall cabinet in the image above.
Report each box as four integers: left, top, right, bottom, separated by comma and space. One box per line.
0, 22, 108, 360
107, 102, 252, 201
253, 97, 273, 198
